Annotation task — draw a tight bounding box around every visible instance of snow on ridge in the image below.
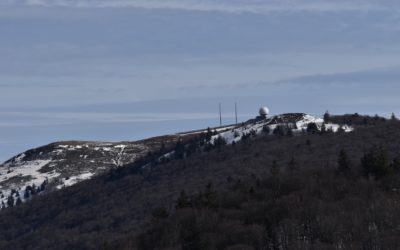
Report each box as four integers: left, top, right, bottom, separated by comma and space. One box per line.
0, 140, 152, 209
211, 113, 354, 145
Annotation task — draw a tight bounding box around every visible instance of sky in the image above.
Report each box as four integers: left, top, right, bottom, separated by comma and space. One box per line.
1, 0, 400, 161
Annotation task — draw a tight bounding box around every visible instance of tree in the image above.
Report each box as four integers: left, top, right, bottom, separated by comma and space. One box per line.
159, 142, 166, 154
186, 139, 198, 157
271, 160, 279, 177
174, 140, 186, 159
337, 149, 350, 174
324, 111, 331, 123
31, 184, 37, 195
176, 190, 191, 209
320, 123, 327, 134
180, 214, 202, 250
24, 188, 30, 199
337, 126, 345, 133
270, 160, 280, 195
287, 128, 294, 137
16, 197, 22, 206
40, 180, 48, 192
151, 206, 169, 220
213, 136, 227, 147
201, 182, 218, 208
306, 123, 319, 134
361, 147, 391, 178
7, 195, 14, 208
390, 154, 400, 174
273, 125, 288, 136
288, 157, 297, 172
205, 127, 213, 141
262, 125, 271, 135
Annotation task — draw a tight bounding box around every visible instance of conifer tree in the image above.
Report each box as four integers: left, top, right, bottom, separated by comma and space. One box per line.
159, 142, 166, 154
202, 182, 217, 208
174, 140, 185, 159
361, 147, 391, 178
24, 189, 30, 199
321, 123, 327, 134
151, 206, 169, 220
206, 127, 213, 141
7, 195, 14, 208
271, 160, 280, 195
262, 125, 271, 134
213, 136, 227, 147
307, 123, 319, 134
271, 160, 279, 177
31, 184, 37, 195
390, 154, 400, 173
16, 197, 22, 206
324, 111, 331, 123
287, 128, 294, 137
337, 149, 350, 174
176, 190, 190, 209
288, 157, 297, 172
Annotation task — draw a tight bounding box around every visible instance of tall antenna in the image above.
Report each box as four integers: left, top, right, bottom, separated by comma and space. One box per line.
219, 103, 222, 126
235, 102, 238, 124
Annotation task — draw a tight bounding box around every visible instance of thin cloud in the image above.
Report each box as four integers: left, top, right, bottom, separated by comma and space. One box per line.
275, 66, 400, 85
0, 111, 222, 127
3, 0, 400, 13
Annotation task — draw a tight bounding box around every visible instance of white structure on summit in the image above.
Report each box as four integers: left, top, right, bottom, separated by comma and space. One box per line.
259, 106, 270, 117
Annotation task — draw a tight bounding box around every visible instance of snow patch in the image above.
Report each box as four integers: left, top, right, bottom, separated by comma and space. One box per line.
56, 172, 94, 189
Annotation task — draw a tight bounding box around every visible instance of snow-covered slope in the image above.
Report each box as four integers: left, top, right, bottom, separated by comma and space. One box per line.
211, 113, 353, 145
0, 136, 181, 208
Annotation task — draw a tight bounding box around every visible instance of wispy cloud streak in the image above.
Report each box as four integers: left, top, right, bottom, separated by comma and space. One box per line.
3, 0, 400, 13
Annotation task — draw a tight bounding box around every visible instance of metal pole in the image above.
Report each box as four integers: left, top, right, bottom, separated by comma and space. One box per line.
235, 102, 238, 124
219, 103, 222, 126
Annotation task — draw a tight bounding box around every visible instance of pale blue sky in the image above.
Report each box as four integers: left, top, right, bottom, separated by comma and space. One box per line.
1, 0, 400, 160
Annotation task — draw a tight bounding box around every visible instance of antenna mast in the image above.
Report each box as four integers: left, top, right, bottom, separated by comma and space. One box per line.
219, 103, 222, 126
235, 102, 238, 124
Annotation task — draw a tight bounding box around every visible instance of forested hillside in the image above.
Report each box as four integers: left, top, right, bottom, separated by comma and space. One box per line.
1, 114, 400, 250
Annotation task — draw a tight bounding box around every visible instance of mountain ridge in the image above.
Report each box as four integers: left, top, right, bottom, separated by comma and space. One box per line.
0, 113, 351, 209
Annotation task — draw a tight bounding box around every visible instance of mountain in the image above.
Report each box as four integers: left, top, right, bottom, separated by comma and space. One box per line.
0, 135, 184, 207
0, 113, 398, 249
0, 113, 351, 209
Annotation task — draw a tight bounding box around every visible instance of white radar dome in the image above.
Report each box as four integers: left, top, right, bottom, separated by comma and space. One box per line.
259, 107, 270, 116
